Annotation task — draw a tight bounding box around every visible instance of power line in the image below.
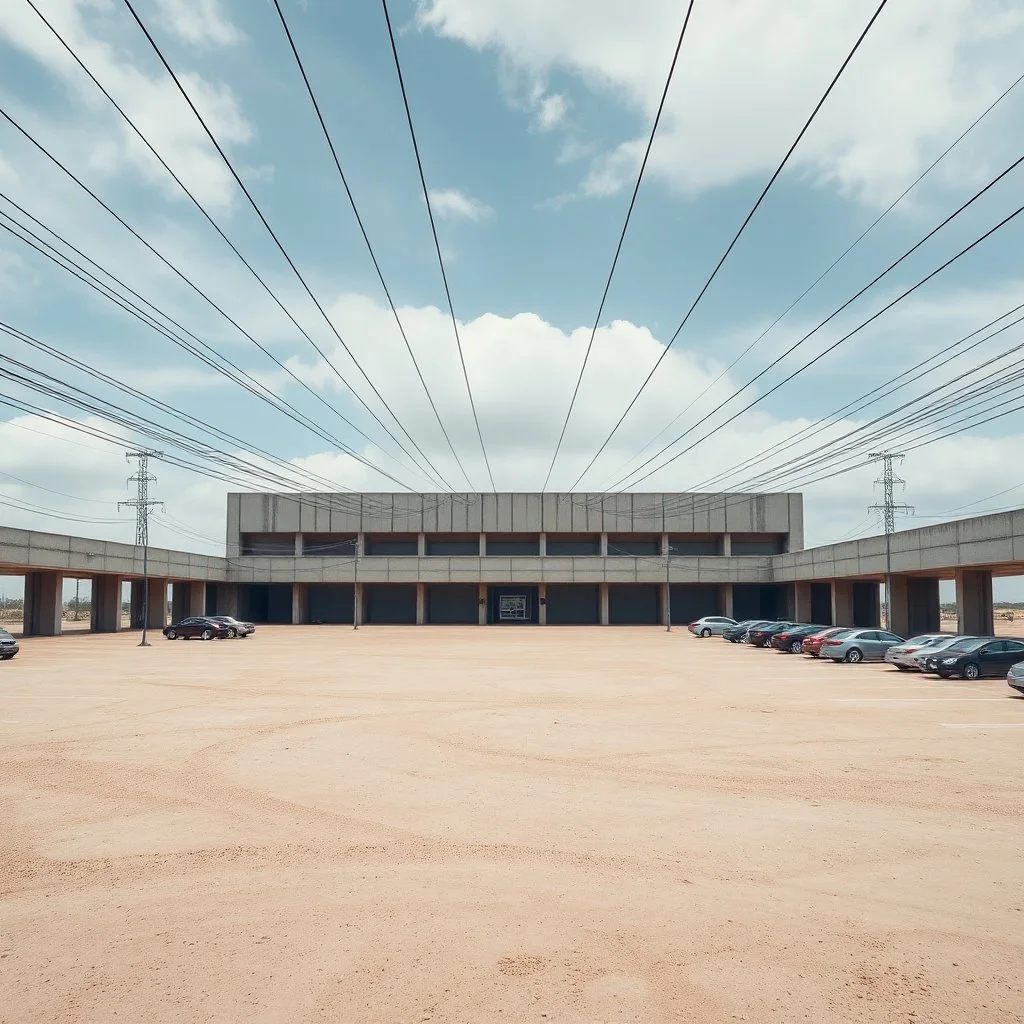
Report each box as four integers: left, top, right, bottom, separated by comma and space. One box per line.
119, 0, 455, 492
569, 0, 892, 488
542, 0, 697, 490
379, 0, 495, 491
270, 0, 475, 491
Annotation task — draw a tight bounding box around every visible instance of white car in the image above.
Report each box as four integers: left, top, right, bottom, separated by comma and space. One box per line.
907, 634, 978, 670
883, 633, 955, 671
687, 615, 738, 638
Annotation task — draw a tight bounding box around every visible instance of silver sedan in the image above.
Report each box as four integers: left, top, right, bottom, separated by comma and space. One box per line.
908, 635, 978, 670
884, 633, 955, 671
820, 628, 905, 664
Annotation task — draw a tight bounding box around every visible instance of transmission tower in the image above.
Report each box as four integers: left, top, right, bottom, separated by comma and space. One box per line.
119, 450, 165, 646
868, 452, 913, 630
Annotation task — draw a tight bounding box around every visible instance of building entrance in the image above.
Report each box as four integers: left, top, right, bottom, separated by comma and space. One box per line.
487, 585, 539, 624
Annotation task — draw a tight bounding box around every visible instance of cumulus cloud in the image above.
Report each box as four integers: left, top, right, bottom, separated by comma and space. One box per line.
418, 0, 1024, 206
427, 188, 494, 221
152, 0, 241, 48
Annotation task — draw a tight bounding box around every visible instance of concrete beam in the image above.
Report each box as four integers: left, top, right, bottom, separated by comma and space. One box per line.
956, 569, 994, 636
24, 570, 63, 636
90, 575, 122, 633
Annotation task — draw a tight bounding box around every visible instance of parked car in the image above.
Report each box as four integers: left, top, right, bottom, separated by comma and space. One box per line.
907, 635, 979, 671
0, 627, 19, 660
883, 633, 956, 671
802, 627, 852, 657
746, 622, 800, 648
923, 638, 1024, 680
722, 620, 770, 643
208, 615, 256, 638
163, 617, 232, 641
1008, 660, 1024, 696
819, 628, 905, 663
769, 624, 826, 653
687, 615, 738, 637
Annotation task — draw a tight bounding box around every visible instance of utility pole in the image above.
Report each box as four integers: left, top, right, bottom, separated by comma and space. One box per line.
119, 450, 165, 647
868, 452, 913, 631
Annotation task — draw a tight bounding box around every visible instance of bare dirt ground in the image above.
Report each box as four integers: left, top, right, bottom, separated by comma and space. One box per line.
1, 627, 1022, 1024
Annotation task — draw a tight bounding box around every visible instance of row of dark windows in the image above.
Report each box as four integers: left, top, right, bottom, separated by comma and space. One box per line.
240, 532, 787, 557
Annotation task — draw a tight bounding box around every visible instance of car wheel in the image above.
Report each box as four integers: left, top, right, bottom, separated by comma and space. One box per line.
700, 628, 711, 638
845, 648, 864, 664
1, 653, 13, 660
166, 630, 177, 640
791, 640, 803, 654
201, 629, 213, 641
227, 628, 237, 638
962, 662, 980, 681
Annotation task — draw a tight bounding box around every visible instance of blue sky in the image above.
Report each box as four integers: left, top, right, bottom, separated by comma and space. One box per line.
2, 0, 1024, 595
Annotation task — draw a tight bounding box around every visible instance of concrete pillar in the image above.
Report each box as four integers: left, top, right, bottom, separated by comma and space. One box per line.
600, 532, 609, 556
794, 581, 812, 623
24, 570, 63, 636
478, 583, 487, 625
417, 532, 426, 556
356, 533, 365, 556
722, 533, 732, 556
130, 579, 145, 629
956, 569, 994, 636
599, 583, 610, 626
187, 582, 206, 617
146, 579, 168, 630
295, 533, 304, 557
661, 582, 670, 627
90, 575, 122, 633
660, 533, 669, 555
354, 582, 363, 627
479, 532, 486, 556
216, 583, 239, 618
292, 583, 308, 625
889, 575, 909, 637
831, 580, 854, 627
415, 583, 426, 625
538, 583, 547, 625
538, 533, 547, 557
721, 583, 734, 619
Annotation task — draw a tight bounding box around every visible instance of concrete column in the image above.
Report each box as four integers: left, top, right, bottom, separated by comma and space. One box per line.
292, 583, 308, 625
354, 582, 363, 627
661, 582, 671, 627
216, 583, 239, 618
538, 583, 547, 625
295, 533, 304, 557
23, 571, 63, 636
91, 575, 122, 633
130, 579, 145, 629
600, 532, 609, 556
146, 579, 169, 630
660, 533, 669, 555
417, 532, 426, 556
599, 583, 610, 626
721, 583, 734, 619
956, 569, 994, 636
478, 583, 487, 625
889, 575, 909, 637
415, 583, 426, 625
187, 582, 206, 617
831, 580, 854, 627
356, 533, 365, 556
721, 533, 732, 556
538, 533, 547, 557
794, 581, 812, 623
479, 532, 486, 556
889, 576, 942, 636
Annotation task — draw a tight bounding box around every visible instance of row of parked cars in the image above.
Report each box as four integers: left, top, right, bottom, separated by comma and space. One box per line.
687, 616, 1024, 693
162, 615, 256, 640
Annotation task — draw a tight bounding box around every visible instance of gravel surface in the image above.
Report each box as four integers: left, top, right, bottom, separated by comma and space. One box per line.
1, 626, 1022, 1023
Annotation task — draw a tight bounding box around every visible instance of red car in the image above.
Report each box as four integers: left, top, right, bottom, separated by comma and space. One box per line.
802, 626, 850, 657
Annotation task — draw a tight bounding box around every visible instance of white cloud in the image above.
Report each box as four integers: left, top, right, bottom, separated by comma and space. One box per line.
427, 188, 494, 221
535, 91, 569, 131
418, 0, 1024, 206
152, 0, 241, 48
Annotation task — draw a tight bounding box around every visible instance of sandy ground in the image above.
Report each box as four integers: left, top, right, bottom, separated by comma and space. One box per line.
1, 627, 1022, 1024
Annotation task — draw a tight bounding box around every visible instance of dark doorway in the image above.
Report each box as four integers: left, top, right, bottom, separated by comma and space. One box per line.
487, 585, 539, 624
732, 584, 789, 622
240, 583, 292, 624
811, 582, 833, 625
669, 584, 722, 624
545, 584, 599, 624
427, 585, 479, 624
609, 584, 660, 624
308, 584, 355, 624
205, 583, 219, 616
853, 581, 881, 627
363, 584, 416, 624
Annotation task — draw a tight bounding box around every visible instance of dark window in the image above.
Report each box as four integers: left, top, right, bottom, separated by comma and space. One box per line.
730, 534, 787, 555
668, 536, 722, 556
240, 532, 295, 556
546, 534, 600, 556
485, 534, 540, 556
426, 534, 480, 556
607, 535, 660, 556
365, 534, 418, 556
363, 584, 417, 624
302, 534, 356, 556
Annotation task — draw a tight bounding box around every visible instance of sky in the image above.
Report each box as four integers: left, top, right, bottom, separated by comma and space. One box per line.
1, 0, 1024, 596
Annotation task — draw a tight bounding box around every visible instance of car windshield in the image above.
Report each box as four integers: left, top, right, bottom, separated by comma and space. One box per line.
906, 634, 945, 646
945, 638, 989, 653
0, 629, 12, 639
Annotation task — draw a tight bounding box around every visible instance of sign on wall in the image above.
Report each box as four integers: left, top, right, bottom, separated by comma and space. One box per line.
499, 595, 529, 621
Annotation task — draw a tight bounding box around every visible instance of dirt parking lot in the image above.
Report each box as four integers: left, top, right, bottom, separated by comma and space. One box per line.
1, 626, 1022, 1023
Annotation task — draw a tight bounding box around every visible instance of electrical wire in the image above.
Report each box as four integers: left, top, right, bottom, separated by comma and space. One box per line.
542, 0, 697, 490
379, 0, 495, 491
569, 0, 892, 488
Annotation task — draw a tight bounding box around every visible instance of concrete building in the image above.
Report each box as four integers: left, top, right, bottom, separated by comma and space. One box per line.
2, 491, 1022, 635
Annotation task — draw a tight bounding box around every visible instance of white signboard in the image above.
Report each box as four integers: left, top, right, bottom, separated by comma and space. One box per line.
499, 595, 529, 621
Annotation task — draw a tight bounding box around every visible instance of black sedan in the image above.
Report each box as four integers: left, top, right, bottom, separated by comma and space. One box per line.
722, 620, 771, 643
0, 627, 19, 660
208, 615, 256, 637
746, 621, 800, 648
769, 624, 826, 653
923, 637, 1024, 679
163, 617, 232, 641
